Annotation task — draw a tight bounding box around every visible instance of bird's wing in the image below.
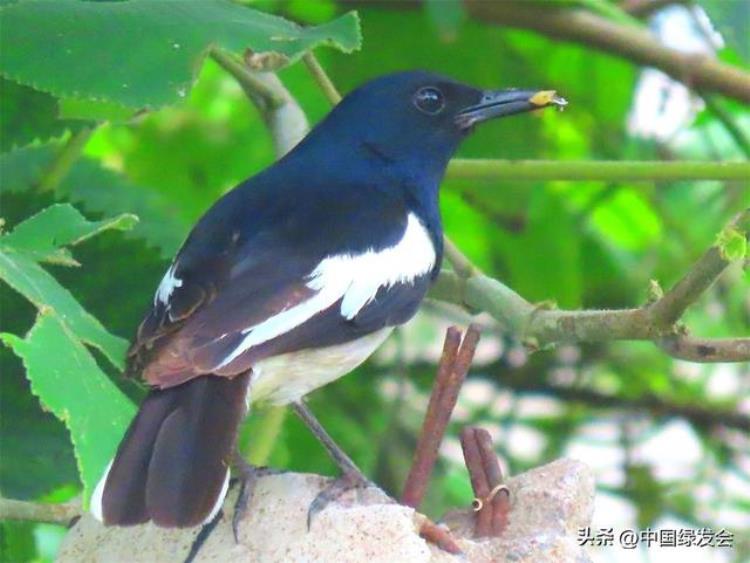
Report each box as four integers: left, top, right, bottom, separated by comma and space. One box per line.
128, 181, 439, 389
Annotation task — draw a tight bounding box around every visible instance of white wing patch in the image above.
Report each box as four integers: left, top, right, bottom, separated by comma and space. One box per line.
90, 459, 113, 523
203, 470, 230, 524
216, 213, 435, 369
154, 263, 183, 307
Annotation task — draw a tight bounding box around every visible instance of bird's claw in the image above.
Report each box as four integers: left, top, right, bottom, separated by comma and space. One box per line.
231, 459, 285, 542
307, 472, 379, 530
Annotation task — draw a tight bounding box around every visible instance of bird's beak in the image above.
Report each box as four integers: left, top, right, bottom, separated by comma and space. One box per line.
455, 89, 567, 130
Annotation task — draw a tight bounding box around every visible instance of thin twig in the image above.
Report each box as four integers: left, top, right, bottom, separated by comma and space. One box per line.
0, 497, 81, 526
460, 428, 510, 538
648, 209, 750, 328
443, 237, 478, 278
401, 325, 481, 509
401, 327, 462, 508
658, 335, 750, 363
303, 52, 342, 105
460, 427, 492, 536
417, 517, 462, 554
474, 430, 509, 536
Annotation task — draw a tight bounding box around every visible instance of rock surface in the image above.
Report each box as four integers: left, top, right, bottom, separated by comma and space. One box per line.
59, 458, 594, 562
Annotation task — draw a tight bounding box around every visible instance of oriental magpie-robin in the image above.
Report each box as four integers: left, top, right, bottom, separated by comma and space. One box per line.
91, 71, 564, 528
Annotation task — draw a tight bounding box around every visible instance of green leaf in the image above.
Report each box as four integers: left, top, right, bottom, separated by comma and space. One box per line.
58, 97, 137, 124
0, 78, 87, 153
2, 203, 137, 265
0, 0, 361, 108
0, 206, 133, 368
1, 313, 135, 503
0, 143, 186, 256
716, 225, 747, 262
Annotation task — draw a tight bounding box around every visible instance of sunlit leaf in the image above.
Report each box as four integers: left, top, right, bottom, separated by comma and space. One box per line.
0, 205, 133, 368
0, 0, 361, 108
1, 313, 134, 502
1, 204, 137, 265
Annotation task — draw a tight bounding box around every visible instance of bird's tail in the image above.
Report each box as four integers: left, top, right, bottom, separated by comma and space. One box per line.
91, 372, 250, 527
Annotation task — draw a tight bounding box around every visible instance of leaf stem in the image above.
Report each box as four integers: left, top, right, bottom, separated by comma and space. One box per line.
303, 52, 342, 105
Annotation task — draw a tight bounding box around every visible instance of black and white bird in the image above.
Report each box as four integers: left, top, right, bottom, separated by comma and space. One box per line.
90, 71, 564, 529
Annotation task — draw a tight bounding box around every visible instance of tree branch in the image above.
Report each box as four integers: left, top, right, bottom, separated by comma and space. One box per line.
658, 335, 750, 363
648, 209, 750, 327
0, 497, 80, 526
446, 159, 750, 182
430, 208, 750, 361
465, 0, 750, 104
210, 47, 308, 157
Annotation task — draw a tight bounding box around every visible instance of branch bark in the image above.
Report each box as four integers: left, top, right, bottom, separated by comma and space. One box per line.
465, 0, 750, 104
658, 335, 750, 363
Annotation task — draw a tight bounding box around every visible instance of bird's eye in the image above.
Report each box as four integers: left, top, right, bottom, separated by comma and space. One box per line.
413, 87, 445, 115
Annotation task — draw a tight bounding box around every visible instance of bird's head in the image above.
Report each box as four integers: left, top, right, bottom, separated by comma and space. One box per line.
303, 70, 566, 183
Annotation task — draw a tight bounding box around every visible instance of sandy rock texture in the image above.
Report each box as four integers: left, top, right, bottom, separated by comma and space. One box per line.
59, 458, 594, 562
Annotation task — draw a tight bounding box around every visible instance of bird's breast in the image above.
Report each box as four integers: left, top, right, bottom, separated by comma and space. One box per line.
248, 327, 393, 406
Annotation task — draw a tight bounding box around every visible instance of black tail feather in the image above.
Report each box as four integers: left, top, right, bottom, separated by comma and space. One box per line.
94, 373, 250, 527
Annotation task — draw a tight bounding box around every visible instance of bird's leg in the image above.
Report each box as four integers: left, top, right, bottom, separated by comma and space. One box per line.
231, 448, 287, 540
292, 401, 380, 527
230, 448, 258, 542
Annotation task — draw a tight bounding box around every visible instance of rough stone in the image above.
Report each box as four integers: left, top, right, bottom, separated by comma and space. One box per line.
59, 458, 594, 562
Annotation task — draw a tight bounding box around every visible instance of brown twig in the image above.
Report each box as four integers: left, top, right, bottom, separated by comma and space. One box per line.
401, 325, 481, 509
460, 427, 492, 536
474, 430, 509, 536
401, 328, 461, 508
460, 428, 510, 538
400, 325, 481, 555
417, 518, 462, 554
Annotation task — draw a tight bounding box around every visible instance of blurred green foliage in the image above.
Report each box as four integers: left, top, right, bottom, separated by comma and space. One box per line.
1, 1, 748, 561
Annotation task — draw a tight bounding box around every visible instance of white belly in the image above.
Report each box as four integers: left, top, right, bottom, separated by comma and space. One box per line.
249, 328, 393, 406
